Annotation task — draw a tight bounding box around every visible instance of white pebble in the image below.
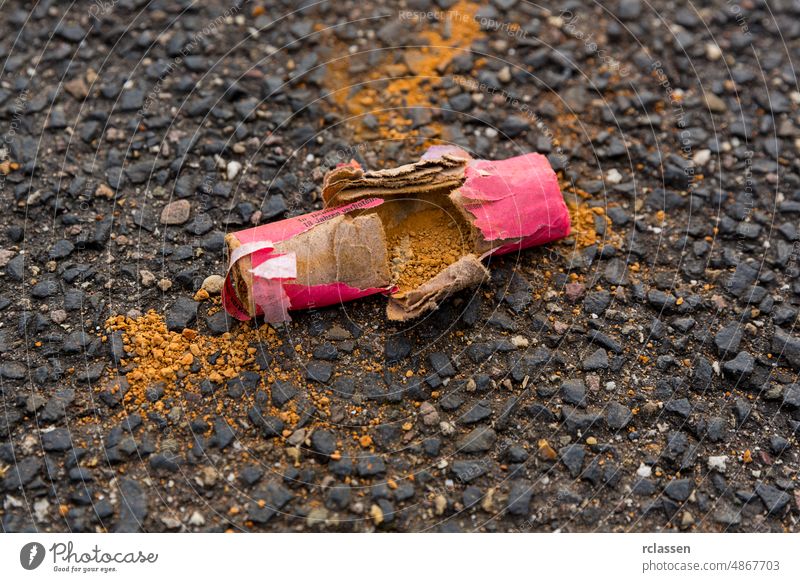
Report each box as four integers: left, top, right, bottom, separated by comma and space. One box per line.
202, 274, 225, 295
139, 269, 156, 287
439, 421, 456, 436
33, 498, 50, 522
0, 249, 16, 268
161, 516, 181, 529
692, 149, 711, 166
50, 309, 67, 324
606, 168, 623, 184
498, 66, 511, 83
707, 455, 728, 473
636, 463, 652, 478
705, 43, 722, 61
511, 335, 529, 348
226, 160, 242, 180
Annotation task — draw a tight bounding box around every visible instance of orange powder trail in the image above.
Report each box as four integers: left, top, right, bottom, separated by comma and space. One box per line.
322, 0, 483, 148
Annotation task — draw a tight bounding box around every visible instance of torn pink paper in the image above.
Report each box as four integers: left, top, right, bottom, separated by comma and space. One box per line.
458, 153, 571, 257
283, 281, 392, 311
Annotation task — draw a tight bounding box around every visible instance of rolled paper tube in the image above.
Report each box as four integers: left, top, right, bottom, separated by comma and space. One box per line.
223, 147, 570, 322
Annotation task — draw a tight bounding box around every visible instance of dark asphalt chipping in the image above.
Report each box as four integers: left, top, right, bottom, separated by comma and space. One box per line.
0, 0, 799, 533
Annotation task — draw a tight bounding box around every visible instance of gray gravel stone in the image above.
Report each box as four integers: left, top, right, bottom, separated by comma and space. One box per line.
311, 430, 336, 456
559, 444, 585, 478
715, 324, 742, 358
755, 483, 791, 516
115, 478, 148, 532
664, 478, 693, 501
722, 351, 755, 378
42, 427, 72, 452
582, 348, 609, 371
306, 360, 333, 384
0, 361, 26, 379
561, 379, 586, 407
782, 384, 800, 409
606, 401, 633, 430
772, 328, 800, 370
506, 479, 533, 516
166, 297, 197, 331
451, 460, 488, 483
459, 400, 492, 424
457, 426, 497, 453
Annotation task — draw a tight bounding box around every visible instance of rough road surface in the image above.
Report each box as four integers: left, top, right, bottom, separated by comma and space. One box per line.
1, 0, 800, 532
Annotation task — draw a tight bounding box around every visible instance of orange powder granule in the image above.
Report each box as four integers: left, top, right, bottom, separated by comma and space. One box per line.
386, 208, 469, 291
566, 200, 600, 249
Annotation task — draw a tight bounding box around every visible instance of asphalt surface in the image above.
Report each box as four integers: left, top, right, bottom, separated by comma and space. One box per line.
1, 0, 800, 532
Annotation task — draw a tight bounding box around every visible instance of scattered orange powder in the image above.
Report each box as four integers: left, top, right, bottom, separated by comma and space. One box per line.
323, 0, 483, 147
105, 310, 281, 415
560, 179, 619, 250
386, 208, 468, 291
0, 160, 20, 175
565, 200, 600, 249
102, 309, 375, 435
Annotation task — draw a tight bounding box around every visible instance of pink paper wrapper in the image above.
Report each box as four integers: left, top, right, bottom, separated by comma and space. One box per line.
223, 147, 570, 322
